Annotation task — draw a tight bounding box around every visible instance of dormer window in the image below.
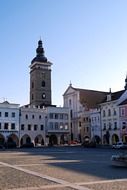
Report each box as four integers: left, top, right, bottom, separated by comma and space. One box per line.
107, 94, 111, 101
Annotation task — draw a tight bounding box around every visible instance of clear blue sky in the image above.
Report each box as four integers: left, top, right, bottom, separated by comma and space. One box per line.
0, 0, 127, 106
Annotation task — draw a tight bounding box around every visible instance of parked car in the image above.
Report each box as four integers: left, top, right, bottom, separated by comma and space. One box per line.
20, 142, 34, 148
0, 145, 5, 150
4, 141, 17, 149
112, 142, 127, 149
111, 152, 127, 167
82, 141, 96, 148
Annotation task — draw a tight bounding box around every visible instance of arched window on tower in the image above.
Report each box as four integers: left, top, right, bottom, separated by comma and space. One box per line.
41, 81, 45, 87
32, 82, 34, 88
32, 94, 34, 100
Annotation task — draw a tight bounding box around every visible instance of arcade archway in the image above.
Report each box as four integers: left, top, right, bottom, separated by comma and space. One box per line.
20, 134, 31, 145
0, 134, 5, 145
112, 134, 119, 144
49, 135, 58, 145
34, 135, 44, 146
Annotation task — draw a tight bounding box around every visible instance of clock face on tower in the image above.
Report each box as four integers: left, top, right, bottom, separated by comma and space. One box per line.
42, 93, 46, 99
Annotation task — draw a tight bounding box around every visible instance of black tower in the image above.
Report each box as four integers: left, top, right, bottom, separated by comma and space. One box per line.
30, 40, 52, 107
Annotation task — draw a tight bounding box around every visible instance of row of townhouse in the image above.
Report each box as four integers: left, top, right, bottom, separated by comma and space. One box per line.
0, 101, 70, 147
63, 78, 127, 145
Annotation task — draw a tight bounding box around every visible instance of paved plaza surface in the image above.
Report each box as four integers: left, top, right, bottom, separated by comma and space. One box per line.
0, 146, 127, 190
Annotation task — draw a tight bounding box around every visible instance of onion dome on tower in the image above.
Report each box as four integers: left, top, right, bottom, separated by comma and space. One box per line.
31, 40, 47, 64
124, 75, 127, 90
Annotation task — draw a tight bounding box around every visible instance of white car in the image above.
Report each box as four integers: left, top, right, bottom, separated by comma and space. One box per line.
112, 142, 127, 149
111, 153, 127, 167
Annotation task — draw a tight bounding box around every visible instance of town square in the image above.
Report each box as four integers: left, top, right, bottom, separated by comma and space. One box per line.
0, 146, 127, 190
0, 1, 127, 190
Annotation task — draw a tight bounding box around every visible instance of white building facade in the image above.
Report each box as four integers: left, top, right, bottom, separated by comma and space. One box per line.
63, 84, 84, 142
20, 105, 46, 146
0, 101, 20, 146
100, 92, 122, 145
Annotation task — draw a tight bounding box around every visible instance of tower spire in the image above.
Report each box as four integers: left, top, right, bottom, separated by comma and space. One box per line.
124, 74, 127, 90
31, 39, 47, 64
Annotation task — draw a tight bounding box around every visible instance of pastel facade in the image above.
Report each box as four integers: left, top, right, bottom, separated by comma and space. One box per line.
63, 84, 107, 143
119, 99, 127, 143
90, 108, 101, 143
45, 106, 70, 145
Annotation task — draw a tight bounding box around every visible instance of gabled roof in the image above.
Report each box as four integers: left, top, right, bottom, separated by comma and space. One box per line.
111, 90, 125, 101
102, 90, 125, 103
63, 85, 126, 108
63, 85, 108, 108
118, 98, 127, 106
78, 88, 107, 108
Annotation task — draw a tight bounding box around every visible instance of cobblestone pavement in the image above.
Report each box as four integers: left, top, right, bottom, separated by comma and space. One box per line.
0, 147, 127, 190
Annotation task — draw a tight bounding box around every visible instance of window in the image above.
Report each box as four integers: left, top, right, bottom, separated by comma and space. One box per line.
114, 109, 117, 116
86, 127, 89, 132
41, 81, 45, 87
42, 72, 45, 79
69, 99, 71, 106
32, 82, 34, 88
21, 124, 24, 130
49, 113, 53, 119
60, 123, 63, 130
64, 114, 68, 120
70, 110, 73, 118
108, 122, 112, 130
32, 115, 34, 119
42, 93, 46, 99
114, 122, 117, 130
39, 115, 41, 119
5, 112, 8, 117
55, 122, 59, 130
103, 110, 106, 117
26, 114, 28, 119
108, 109, 111, 116
65, 124, 68, 130
121, 108, 125, 116
12, 112, 15, 117
49, 122, 53, 130
4, 123, 8, 130
60, 114, 63, 119
0, 112, 1, 117
40, 125, 44, 130
55, 114, 58, 119
103, 123, 106, 130
28, 124, 31, 130
34, 125, 37, 130
0, 123, 1, 129
32, 94, 34, 100
122, 122, 126, 129
11, 123, 15, 130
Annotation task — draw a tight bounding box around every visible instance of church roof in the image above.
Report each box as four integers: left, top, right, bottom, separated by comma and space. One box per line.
77, 88, 107, 108
63, 85, 108, 109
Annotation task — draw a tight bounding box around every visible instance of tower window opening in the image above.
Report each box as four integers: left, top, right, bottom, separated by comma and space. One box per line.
32, 82, 34, 88
42, 81, 45, 87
